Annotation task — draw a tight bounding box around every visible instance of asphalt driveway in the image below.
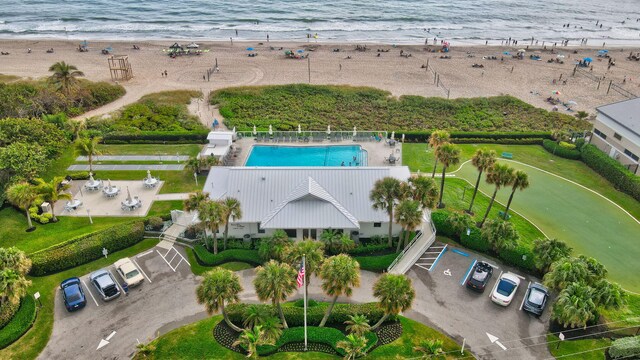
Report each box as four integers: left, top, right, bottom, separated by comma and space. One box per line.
407, 244, 553, 360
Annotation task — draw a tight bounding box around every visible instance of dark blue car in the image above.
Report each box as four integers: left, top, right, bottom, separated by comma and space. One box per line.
60, 277, 87, 312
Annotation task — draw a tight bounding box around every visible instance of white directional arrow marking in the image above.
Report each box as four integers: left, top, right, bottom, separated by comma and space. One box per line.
97, 339, 109, 350
486, 332, 507, 350
97, 331, 117, 350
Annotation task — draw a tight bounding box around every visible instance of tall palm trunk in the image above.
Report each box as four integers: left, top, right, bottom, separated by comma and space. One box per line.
387, 208, 393, 248
437, 166, 447, 208
396, 228, 406, 253
223, 221, 230, 250
431, 159, 438, 178
88, 153, 93, 174
276, 299, 288, 329
403, 228, 412, 248
51, 201, 58, 222
503, 188, 517, 220
203, 222, 211, 251
371, 313, 389, 330
319, 295, 339, 327
221, 303, 243, 332
479, 187, 499, 228
25, 209, 34, 229
467, 170, 483, 214
213, 230, 218, 254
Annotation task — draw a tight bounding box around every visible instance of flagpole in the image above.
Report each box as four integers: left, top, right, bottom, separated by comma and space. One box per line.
303, 254, 308, 351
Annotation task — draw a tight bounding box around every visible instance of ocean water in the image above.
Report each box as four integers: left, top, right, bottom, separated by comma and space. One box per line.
1, 0, 639, 44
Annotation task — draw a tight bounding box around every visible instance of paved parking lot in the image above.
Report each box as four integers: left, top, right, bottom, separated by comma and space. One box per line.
407, 245, 553, 360
39, 246, 206, 360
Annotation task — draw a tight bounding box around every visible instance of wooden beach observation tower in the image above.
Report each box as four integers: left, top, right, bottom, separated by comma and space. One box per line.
108, 55, 133, 81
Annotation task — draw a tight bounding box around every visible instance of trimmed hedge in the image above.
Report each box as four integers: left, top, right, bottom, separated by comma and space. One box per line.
609, 335, 640, 359
432, 210, 535, 272
0, 295, 37, 349
402, 131, 552, 143
354, 253, 398, 272
257, 327, 377, 356
29, 221, 145, 276
226, 302, 388, 329
0, 302, 20, 329
348, 244, 391, 256
581, 144, 640, 202
192, 246, 262, 267
542, 139, 581, 160
102, 131, 208, 144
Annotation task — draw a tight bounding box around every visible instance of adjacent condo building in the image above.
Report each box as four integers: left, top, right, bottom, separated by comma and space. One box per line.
202, 166, 410, 240
590, 98, 640, 175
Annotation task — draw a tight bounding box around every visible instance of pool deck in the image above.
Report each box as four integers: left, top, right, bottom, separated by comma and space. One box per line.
228, 137, 403, 167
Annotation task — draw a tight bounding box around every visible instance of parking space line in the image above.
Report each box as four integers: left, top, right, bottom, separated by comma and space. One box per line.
428, 245, 448, 272
81, 279, 99, 307
514, 273, 526, 280
157, 250, 177, 272
460, 259, 477, 285
137, 250, 154, 258
451, 248, 469, 257
414, 264, 430, 271
168, 252, 179, 264
519, 281, 531, 311
131, 258, 152, 283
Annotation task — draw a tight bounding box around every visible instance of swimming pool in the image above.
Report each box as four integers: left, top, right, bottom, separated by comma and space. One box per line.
245, 145, 367, 167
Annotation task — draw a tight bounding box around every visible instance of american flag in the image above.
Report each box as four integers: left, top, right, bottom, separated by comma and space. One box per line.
296, 260, 305, 288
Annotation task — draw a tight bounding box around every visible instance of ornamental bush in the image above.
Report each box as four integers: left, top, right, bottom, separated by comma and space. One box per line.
581, 144, 640, 202
257, 327, 378, 356
542, 139, 581, 160
0, 295, 37, 349
0, 302, 20, 329
29, 221, 145, 276
609, 335, 640, 359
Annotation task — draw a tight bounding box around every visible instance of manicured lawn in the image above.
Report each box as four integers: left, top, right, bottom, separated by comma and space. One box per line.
77, 160, 183, 165
147, 200, 184, 217
136, 315, 467, 359
0, 239, 158, 360
601, 293, 640, 334
0, 207, 131, 254
40, 147, 76, 181
97, 144, 202, 156
404, 143, 640, 292
93, 170, 206, 194
546, 334, 610, 360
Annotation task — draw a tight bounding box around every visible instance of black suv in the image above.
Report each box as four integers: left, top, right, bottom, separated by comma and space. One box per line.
465, 261, 493, 292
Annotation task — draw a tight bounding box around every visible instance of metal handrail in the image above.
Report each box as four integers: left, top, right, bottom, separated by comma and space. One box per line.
386, 211, 436, 273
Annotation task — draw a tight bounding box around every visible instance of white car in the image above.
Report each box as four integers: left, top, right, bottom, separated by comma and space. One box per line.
490, 272, 521, 306
114, 257, 144, 287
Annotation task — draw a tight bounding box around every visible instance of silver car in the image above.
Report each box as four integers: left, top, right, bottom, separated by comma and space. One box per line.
89, 269, 121, 301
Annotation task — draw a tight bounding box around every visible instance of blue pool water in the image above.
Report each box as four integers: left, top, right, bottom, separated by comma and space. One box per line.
246, 145, 366, 167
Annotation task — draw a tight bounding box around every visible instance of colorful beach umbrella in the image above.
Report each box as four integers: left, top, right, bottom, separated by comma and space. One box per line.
297, 49, 304, 53
246, 47, 254, 51
552, 90, 561, 95
583, 57, 593, 62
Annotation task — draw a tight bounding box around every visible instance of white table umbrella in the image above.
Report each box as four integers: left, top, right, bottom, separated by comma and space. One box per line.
353, 126, 357, 137
146, 170, 152, 180
401, 134, 405, 142
298, 124, 302, 134
327, 125, 331, 135
268, 125, 273, 135
108, 179, 112, 188
391, 131, 395, 140
89, 172, 95, 182
126, 186, 132, 203
253, 125, 257, 135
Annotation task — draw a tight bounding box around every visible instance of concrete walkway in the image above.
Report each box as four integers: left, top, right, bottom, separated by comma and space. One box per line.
76, 155, 190, 161
67, 164, 185, 171
154, 193, 192, 201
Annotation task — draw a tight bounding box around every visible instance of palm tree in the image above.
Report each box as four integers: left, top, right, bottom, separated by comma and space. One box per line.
370, 177, 404, 247
533, 238, 572, 274
187, 155, 219, 175
135, 341, 156, 358
243, 304, 272, 329
48, 61, 84, 94
413, 339, 445, 359
543, 257, 590, 291
478, 163, 514, 228
428, 130, 451, 178
408, 175, 439, 209
285, 239, 325, 300
320, 229, 355, 254
66, 119, 85, 141
232, 326, 272, 359
448, 211, 474, 237
74, 136, 102, 174
371, 274, 415, 330
575, 111, 589, 122
34, 177, 72, 222
394, 200, 423, 252
318, 254, 361, 327
502, 170, 529, 220
336, 334, 368, 360
467, 149, 497, 215
195, 268, 243, 332
183, 190, 210, 212
221, 197, 242, 250
260, 317, 283, 344
481, 219, 518, 253
592, 279, 625, 309
435, 143, 461, 208
552, 282, 596, 329
344, 314, 371, 337
0, 247, 32, 276
253, 260, 297, 329
258, 229, 292, 262
6, 182, 39, 231
0, 269, 32, 307
198, 200, 225, 254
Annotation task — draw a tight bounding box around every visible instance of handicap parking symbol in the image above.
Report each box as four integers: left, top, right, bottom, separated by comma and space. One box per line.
443, 269, 452, 276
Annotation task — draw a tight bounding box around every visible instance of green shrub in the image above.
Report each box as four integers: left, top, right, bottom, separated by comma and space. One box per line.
29, 221, 145, 276
497, 245, 536, 272
348, 244, 391, 256
354, 253, 398, 272
192, 246, 262, 266
542, 139, 581, 160
0, 302, 20, 329
146, 216, 164, 231
226, 302, 387, 329
559, 141, 576, 149
67, 171, 90, 180
102, 131, 208, 144
581, 144, 640, 202
257, 326, 378, 356
609, 335, 640, 359
293, 299, 320, 307
0, 295, 37, 349
28, 206, 53, 225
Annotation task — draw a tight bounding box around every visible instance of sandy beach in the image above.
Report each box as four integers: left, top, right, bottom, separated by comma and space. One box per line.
1, 39, 639, 120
